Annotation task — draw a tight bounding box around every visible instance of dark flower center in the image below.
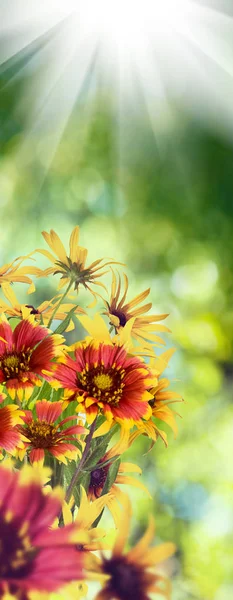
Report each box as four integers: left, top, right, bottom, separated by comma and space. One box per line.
89, 466, 108, 497
0, 515, 35, 580
0, 350, 32, 380
25, 420, 58, 448
78, 365, 125, 405
25, 305, 40, 315
110, 309, 128, 327
103, 556, 148, 600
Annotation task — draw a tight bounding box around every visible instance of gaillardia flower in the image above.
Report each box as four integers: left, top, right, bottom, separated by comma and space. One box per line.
0, 284, 85, 331
131, 349, 183, 447
54, 341, 155, 431
87, 437, 150, 527
90, 502, 175, 600
0, 462, 83, 598
18, 400, 87, 464
0, 255, 41, 293
0, 392, 26, 459
104, 271, 170, 348
37, 226, 121, 304
0, 315, 64, 401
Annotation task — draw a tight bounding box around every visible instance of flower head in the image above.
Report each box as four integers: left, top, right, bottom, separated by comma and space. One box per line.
0, 255, 41, 293
0, 284, 85, 330
18, 400, 87, 464
0, 315, 65, 401
90, 502, 175, 600
0, 462, 83, 598
0, 392, 26, 459
37, 227, 121, 304
131, 349, 183, 447
87, 435, 150, 527
54, 341, 155, 432
104, 271, 170, 349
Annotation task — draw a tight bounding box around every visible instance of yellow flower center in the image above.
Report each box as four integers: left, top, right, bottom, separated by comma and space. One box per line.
93, 373, 113, 390
0, 350, 32, 380
3, 355, 20, 369
78, 365, 125, 405
26, 421, 57, 448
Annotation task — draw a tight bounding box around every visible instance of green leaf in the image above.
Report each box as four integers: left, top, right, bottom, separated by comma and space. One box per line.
72, 471, 91, 507
102, 458, 120, 495
28, 380, 54, 408
53, 306, 78, 335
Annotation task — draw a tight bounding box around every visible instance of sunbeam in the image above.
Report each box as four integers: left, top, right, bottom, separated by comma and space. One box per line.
1, 0, 233, 178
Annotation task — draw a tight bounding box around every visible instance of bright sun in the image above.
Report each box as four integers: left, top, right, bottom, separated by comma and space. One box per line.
1, 0, 233, 171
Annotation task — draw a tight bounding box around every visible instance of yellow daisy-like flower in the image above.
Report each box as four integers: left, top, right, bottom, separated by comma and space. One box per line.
61, 486, 112, 552
0, 284, 85, 331
37, 226, 121, 304
87, 434, 150, 528
0, 255, 41, 293
131, 349, 183, 447
89, 501, 175, 600
103, 271, 170, 349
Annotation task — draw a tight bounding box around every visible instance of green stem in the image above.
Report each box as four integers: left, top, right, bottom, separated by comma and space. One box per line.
65, 418, 97, 504
47, 280, 73, 328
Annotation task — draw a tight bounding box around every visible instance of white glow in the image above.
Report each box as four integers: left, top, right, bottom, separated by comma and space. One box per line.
1, 0, 233, 174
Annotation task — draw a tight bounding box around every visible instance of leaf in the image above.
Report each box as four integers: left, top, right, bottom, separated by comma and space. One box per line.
53, 306, 78, 335
28, 381, 54, 408
84, 425, 118, 470
102, 458, 121, 495
72, 471, 91, 507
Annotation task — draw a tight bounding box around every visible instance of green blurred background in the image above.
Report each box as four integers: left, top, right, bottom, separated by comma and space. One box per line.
1, 42, 233, 600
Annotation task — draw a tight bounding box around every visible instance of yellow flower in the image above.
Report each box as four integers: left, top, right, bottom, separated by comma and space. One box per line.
0, 255, 41, 293
37, 227, 121, 305
87, 433, 151, 528
0, 284, 85, 331
62, 486, 112, 552
89, 501, 176, 600
131, 349, 183, 447
103, 271, 170, 349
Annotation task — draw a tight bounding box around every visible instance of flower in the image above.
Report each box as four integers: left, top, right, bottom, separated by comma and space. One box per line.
17, 400, 88, 464
90, 502, 175, 600
131, 349, 183, 447
37, 226, 121, 304
87, 436, 150, 527
0, 392, 26, 459
0, 283, 85, 331
61, 486, 112, 552
54, 340, 155, 432
0, 314, 65, 401
0, 462, 84, 598
103, 271, 170, 348
0, 255, 41, 293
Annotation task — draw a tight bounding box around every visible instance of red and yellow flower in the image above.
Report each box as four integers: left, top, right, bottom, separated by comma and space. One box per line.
0, 391, 27, 459
37, 226, 121, 304
0, 462, 84, 599
104, 271, 170, 349
54, 340, 155, 432
89, 501, 175, 600
17, 400, 87, 464
0, 314, 65, 401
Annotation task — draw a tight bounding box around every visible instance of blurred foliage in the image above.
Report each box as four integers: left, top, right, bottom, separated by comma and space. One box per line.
1, 50, 233, 600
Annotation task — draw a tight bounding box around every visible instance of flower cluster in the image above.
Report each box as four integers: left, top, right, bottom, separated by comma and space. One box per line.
0, 226, 182, 599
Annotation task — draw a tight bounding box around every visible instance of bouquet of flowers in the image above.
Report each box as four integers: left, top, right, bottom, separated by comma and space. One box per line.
0, 226, 182, 600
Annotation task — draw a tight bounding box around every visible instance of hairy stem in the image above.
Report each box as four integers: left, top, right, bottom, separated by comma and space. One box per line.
65, 418, 97, 504
47, 280, 73, 328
